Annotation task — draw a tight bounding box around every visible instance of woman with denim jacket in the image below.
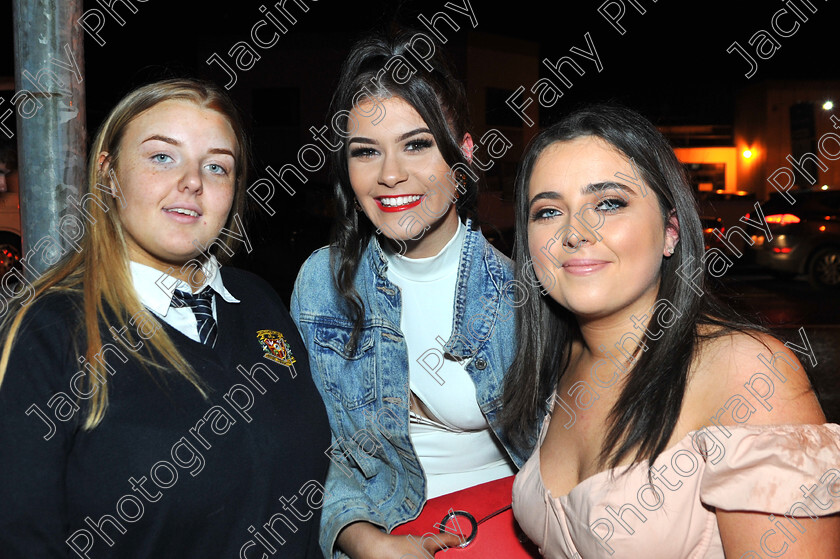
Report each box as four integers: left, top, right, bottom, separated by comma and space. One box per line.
290, 27, 540, 558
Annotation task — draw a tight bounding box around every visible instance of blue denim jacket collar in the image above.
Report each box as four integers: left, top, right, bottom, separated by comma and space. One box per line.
365, 217, 500, 360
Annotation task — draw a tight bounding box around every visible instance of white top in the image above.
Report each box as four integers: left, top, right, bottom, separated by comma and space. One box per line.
129, 256, 239, 343
383, 222, 515, 498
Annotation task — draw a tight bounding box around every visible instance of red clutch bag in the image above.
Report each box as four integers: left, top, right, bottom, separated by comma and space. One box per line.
390, 476, 540, 558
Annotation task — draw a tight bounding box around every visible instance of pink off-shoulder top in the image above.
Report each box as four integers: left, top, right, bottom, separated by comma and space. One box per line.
512, 415, 840, 559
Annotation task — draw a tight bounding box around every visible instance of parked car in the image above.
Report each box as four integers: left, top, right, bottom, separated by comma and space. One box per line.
750, 189, 840, 288
696, 191, 757, 233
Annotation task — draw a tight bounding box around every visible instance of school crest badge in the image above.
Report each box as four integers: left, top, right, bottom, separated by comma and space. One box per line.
256, 330, 296, 366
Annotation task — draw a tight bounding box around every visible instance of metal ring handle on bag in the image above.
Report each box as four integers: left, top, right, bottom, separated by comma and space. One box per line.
437, 510, 478, 548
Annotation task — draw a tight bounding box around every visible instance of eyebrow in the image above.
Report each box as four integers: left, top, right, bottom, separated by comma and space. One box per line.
141, 134, 235, 157
528, 181, 637, 209
347, 136, 377, 146
397, 127, 432, 142
347, 127, 433, 146
582, 181, 636, 197
208, 147, 235, 157
528, 191, 562, 209
142, 134, 180, 146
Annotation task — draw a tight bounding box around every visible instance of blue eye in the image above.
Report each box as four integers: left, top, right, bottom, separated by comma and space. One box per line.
153, 153, 172, 163
595, 198, 627, 213
206, 163, 228, 175
530, 208, 562, 222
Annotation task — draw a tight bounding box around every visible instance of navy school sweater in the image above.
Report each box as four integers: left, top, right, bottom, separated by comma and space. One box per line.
0, 267, 330, 558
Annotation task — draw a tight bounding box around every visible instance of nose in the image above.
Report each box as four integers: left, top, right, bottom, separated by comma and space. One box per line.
378, 153, 408, 188
179, 164, 203, 194
563, 228, 590, 250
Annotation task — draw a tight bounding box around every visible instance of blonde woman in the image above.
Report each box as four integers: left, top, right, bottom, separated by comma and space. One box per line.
0, 79, 329, 558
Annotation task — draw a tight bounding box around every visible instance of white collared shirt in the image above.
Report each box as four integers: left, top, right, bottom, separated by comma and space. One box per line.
129, 257, 240, 343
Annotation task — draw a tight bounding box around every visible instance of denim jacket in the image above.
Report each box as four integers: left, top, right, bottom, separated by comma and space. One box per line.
290, 220, 540, 558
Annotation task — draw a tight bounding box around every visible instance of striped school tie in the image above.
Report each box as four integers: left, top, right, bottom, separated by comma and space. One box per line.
171, 287, 217, 347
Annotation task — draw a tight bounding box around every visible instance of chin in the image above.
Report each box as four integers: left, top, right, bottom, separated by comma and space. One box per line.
156, 249, 204, 268
558, 295, 615, 319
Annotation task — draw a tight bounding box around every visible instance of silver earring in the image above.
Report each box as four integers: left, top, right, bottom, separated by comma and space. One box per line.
667, 247, 675, 255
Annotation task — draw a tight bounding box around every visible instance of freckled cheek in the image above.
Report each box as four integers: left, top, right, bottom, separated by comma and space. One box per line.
212, 194, 235, 228
120, 185, 147, 209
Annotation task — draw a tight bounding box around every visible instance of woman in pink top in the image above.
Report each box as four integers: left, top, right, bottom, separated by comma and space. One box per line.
500, 104, 840, 558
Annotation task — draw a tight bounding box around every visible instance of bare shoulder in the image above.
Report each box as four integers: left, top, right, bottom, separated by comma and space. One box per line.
687, 328, 825, 427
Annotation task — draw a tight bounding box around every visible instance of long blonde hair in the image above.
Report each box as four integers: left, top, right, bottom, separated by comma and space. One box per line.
0, 78, 251, 429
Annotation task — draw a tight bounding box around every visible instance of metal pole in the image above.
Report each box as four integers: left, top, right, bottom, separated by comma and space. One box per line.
11, 0, 86, 280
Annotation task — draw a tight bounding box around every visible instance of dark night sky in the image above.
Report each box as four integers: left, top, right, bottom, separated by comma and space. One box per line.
4, 0, 840, 127
2, 0, 839, 296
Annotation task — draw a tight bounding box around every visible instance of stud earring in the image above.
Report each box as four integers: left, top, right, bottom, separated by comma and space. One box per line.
667, 247, 675, 255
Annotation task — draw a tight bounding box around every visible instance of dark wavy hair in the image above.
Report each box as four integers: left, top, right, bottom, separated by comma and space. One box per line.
326, 26, 479, 347
500, 103, 765, 469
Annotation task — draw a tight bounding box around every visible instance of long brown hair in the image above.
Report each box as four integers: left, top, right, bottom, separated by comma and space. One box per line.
0, 78, 251, 429
500, 104, 766, 470
328, 26, 480, 350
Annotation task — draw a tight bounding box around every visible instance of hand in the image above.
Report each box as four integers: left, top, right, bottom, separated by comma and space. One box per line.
338, 521, 464, 558
381, 530, 464, 557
